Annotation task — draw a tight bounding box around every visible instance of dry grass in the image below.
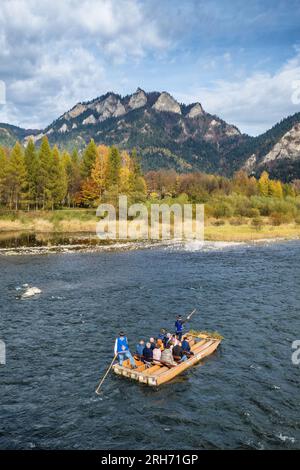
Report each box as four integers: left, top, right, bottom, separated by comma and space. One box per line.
205, 219, 300, 241
0, 211, 300, 242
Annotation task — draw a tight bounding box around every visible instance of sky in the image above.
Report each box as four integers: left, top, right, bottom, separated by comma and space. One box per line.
0, 0, 300, 135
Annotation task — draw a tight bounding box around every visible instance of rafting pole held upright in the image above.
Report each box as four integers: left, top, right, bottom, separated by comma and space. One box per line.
95, 353, 117, 395
186, 309, 196, 321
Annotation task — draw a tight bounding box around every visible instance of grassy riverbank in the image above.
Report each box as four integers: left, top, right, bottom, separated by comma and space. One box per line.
0, 209, 300, 242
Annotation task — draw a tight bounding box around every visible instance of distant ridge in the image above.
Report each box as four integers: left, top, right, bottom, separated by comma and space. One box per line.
1, 89, 300, 181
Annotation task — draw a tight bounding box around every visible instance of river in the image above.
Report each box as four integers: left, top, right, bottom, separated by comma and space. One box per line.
0, 240, 299, 449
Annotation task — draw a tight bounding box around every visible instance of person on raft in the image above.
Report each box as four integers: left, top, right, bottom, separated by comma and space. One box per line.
143, 342, 153, 367
182, 336, 194, 356
173, 341, 188, 363
161, 343, 176, 366
114, 331, 136, 368
175, 315, 186, 340
135, 339, 145, 359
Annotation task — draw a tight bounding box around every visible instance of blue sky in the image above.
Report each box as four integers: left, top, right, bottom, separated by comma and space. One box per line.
0, 0, 300, 134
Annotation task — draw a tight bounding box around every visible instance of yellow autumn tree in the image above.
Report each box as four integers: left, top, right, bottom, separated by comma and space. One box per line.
269, 179, 283, 198
91, 145, 110, 197
258, 171, 270, 197
119, 151, 132, 193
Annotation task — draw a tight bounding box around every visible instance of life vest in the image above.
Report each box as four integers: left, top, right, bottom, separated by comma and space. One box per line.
117, 336, 129, 353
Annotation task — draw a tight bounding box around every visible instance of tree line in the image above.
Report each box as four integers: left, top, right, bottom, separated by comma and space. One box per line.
0, 137, 300, 226
0, 137, 146, 210
145, 169, 300, 224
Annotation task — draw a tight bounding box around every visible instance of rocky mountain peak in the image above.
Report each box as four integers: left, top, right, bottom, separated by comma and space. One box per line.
129, 88, 147, 110
152, 92, 182, 114
187, 103, 205, 118
261, 123, 300, 164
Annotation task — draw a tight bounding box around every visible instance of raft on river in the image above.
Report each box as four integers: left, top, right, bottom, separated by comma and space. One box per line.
112, 332, 222, 386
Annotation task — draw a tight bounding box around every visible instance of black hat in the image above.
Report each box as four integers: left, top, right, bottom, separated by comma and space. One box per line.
119, 331, 125, 336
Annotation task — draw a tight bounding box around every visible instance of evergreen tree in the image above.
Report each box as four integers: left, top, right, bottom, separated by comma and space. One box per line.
81, 139, 98, 178
6, 142, 28, 210
48, 146, 67, 209
24, 139, 39, 209
69, 149, 82, 207
0, 147, 8, 205
37, 136, 52, 209
107, 146, 121, 189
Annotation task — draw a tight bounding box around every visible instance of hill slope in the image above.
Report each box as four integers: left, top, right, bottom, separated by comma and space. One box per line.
1, 89, 300, 180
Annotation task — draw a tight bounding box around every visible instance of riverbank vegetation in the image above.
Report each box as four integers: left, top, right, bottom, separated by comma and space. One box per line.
0, 138, 300, 241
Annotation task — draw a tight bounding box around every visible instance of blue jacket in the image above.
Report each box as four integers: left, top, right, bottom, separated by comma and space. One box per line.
136, 344, 144, 356
175, 319, 184, 333
143, 347, 153, 362
115, 336, 129, 354
182, 339, 190, 353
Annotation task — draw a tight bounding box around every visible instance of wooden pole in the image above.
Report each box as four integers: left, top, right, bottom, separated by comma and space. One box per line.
95, 353, 117, 395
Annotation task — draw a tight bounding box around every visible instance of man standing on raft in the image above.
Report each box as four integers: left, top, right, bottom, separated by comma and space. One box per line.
175, 315, 185, 340
114, 331, 136, 368
175, 309, 197, 340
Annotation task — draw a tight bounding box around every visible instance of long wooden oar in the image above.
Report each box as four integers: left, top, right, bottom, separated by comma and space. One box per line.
185, 308, 197, 322
95, 353, 117, 395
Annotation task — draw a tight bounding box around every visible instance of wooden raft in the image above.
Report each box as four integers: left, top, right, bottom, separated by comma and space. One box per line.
112, 332, 221, 386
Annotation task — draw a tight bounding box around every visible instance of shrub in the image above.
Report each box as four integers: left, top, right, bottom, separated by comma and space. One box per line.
212, 219, 225, 226
251, 217, 263, 231
270, 212, 293, 226
229, 216, 246, 226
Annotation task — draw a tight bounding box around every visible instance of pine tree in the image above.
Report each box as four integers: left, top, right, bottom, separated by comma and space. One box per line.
0, 147, 8, 206
131, 148, 141, 177
37, 136, 52, 209
81, 139, 98, 178
107, 146, 121, 189
48, 146, 67, 209
69, 149, 82, 207
24, 139, 39, 209
6, 142, 28, 210
128, 148, 147, 201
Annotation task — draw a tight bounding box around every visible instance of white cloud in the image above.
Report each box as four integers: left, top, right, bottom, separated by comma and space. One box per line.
0, 0, 169, 128
176, 52, 300, 135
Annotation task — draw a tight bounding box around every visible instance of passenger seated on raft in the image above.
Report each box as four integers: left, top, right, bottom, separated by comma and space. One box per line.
163, 332, 172, 347
156, 338, 164, 351
158, 328, 167, 342
143, 342, 153, 367
161, 344, 176, 366
182, 336, 194, 356
171, 334, 179, 346
152, 343, 162, 364
149, 337, 156, 350
172, 342, 188, 363
136, 340, 145, 359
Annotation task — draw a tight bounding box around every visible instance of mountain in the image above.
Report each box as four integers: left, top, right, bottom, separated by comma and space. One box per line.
0, 123, 39, 147
240, 115, 300, 181
0, 88, 300, 180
